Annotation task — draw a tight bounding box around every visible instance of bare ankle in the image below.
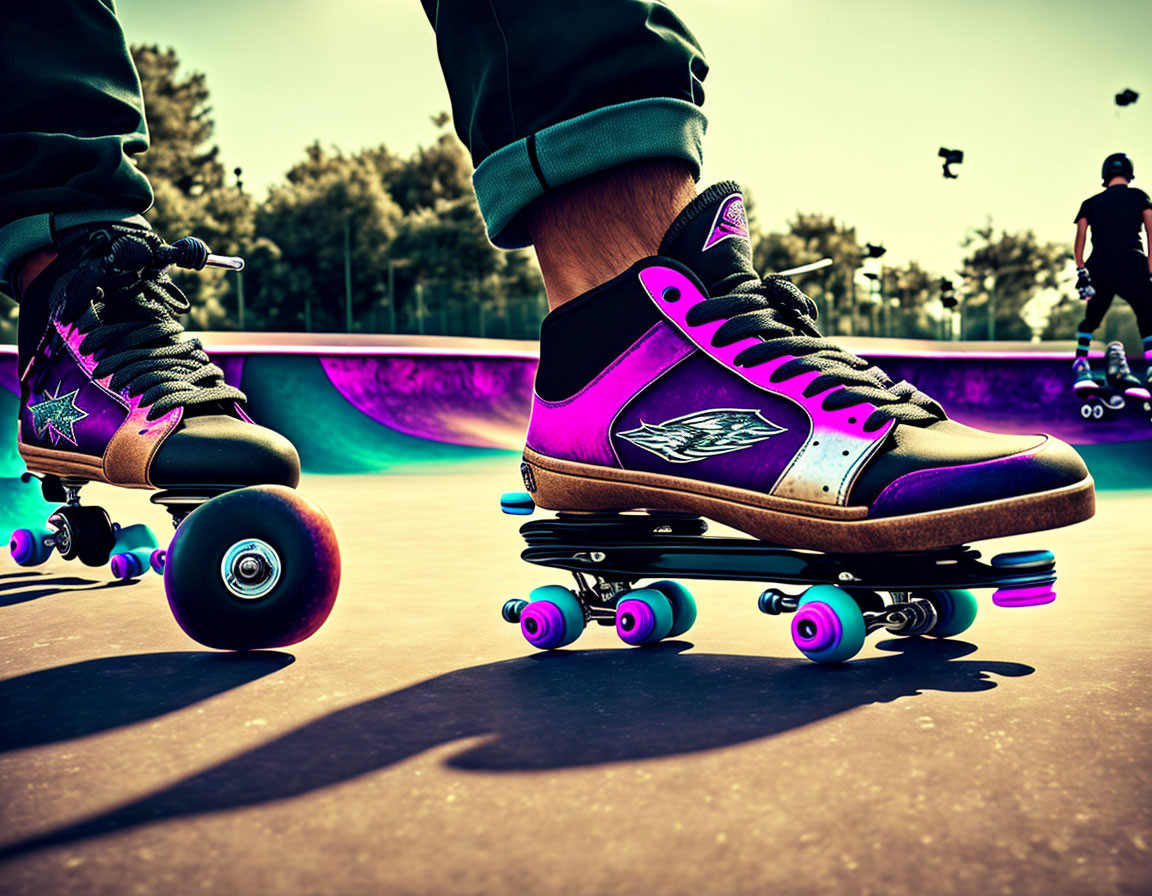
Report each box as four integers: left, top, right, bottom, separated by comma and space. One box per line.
14, 247, 58, 301
526, 160, 696, 309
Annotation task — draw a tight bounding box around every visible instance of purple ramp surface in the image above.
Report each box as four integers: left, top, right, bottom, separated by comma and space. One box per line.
320, 354, 536, 450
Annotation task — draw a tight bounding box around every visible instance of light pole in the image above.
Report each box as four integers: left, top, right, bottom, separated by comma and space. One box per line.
386, 258, 411, 333
862, 243, 887, 337
234, 167, 246, 330
343, 217, 353, 333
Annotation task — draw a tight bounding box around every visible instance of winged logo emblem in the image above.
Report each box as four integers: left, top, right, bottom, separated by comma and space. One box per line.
618, 408, 786, 463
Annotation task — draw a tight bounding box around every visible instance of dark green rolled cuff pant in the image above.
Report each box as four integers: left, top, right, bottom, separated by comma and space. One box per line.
0, 0, 708, 290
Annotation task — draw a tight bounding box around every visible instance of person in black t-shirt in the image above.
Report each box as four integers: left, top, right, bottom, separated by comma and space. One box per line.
1070, 152, 1152, 391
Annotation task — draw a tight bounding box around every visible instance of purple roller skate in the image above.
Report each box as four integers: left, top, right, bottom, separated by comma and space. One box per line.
520, 183, 1094, 553
6, 222, 340, 649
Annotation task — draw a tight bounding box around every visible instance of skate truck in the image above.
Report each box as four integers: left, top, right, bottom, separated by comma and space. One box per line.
498, 490, 1057, 665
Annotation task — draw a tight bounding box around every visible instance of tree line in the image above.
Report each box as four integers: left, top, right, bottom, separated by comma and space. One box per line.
1, 46, 1140, 346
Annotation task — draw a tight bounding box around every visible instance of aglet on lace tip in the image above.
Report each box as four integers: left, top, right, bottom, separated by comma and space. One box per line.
205, 254, 245, 271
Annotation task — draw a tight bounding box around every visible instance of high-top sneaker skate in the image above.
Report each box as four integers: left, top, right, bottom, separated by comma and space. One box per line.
1105, 341, 1150, 399
8, 222, 339, 649
519, 183, 1093, 552
500, 183, 1094, 663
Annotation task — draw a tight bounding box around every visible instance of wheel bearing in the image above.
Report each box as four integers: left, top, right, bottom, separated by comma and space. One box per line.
219, 538, 282, 600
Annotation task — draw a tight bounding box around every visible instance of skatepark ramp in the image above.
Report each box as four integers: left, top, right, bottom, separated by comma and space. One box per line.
2, 335, 1148, 529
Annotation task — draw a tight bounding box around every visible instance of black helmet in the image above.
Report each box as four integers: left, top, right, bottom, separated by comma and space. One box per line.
1102, 152, 1134, 185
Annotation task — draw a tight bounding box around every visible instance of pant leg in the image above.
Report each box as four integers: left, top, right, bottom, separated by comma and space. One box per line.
420, 0, 708, 248
1077, 288, 1115, 334
0, 0, 153, 291
1114, 261, 1152, 339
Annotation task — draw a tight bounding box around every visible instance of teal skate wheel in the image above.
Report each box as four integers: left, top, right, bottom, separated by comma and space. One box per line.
500, 492, 535, 515
990, 550, 1054, 570
924, 589, 979, 638
521, 585, 585, 649
792, 585, 867, 664
10, 528, 54, 567
646, 580, 697, 638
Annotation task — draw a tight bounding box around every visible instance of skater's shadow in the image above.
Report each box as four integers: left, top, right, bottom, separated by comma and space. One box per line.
0, 651, 295, 752
0, 638, 1031, 859
0, 573, 131, 608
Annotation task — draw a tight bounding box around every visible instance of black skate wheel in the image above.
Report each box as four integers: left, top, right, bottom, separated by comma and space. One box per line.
47, 505, 116, 566
163, 485, 341, 650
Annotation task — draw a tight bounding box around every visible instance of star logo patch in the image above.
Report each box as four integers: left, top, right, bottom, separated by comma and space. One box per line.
28, 386, 89, 446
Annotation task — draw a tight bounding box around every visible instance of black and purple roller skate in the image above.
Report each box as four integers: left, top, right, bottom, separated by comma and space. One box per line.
498, 183, 1094, 663
7, 222, 340, 650
1072, 357, 1125, 421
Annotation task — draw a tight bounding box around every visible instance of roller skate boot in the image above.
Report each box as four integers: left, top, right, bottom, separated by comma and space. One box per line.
1105, 341, 1150, 399
1071, 357, 1096, 393
519, 183, 1095, 553
501, 184, 1093, 664
8, 222, 339, 649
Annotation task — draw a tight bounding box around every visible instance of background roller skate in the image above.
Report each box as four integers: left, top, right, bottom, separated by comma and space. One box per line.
499, 490, 1056, 665
1074, 343, 1152, 423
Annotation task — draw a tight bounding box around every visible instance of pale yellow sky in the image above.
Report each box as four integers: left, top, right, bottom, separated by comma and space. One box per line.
117, 0, 1150, 275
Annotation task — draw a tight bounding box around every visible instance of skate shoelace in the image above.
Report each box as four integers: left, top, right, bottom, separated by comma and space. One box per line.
685, 275, 944, 431
49, 229, 245, 421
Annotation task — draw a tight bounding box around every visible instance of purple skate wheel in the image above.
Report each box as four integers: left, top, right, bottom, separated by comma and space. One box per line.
150, 549, 167, 575
519, 585, 585, 650
10, 528, 54, 567
616, 598, 659, 645
520, 601, 569, 649
110, 552, 144, 580
791, 602, 843, 654
615, 589, 674, 646
992, 584, 1056, 607
792, 586, 867, 664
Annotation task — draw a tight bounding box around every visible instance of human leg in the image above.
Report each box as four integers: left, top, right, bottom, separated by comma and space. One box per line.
0, 0, 154, 292
1075, 287, 1114, 359
1116, 263, 1152, 383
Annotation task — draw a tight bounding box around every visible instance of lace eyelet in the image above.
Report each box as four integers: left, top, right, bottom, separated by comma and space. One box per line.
661, 287, 681, 303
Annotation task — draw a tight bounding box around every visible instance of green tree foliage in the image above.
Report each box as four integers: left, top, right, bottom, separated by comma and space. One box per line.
247, 144, 403, 332
132, 45, 251, 329
1, 46, 1086, 346
752, 213, 863, 334
881, 261, 943, 340
958, 222, 1067, 340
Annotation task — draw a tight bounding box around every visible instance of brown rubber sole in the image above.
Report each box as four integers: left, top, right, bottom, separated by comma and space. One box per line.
18, 443, 151, 490
521, 447, 1096, 553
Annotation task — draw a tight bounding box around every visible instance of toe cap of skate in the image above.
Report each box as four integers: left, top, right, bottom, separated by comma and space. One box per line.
149, 414, 301, 489
866, 434, 1090, 519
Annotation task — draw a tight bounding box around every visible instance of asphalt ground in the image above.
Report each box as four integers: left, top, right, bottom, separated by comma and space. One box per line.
1, 460, 1150, 895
